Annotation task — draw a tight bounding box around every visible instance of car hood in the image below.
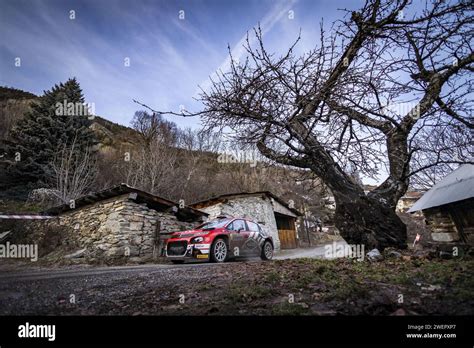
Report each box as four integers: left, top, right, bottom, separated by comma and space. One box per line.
172, 230, 210, 238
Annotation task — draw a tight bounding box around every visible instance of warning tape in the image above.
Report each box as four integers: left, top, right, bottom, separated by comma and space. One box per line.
0, 215, 55, 220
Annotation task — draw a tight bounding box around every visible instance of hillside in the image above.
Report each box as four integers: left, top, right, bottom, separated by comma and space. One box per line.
0, 86, 37, 101
0, 86, 330, 244
0, 86, 140, 149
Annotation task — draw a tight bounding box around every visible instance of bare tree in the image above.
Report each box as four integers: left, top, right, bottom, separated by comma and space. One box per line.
120, 110, 179, 196
50, 134, 97, 204
0, 99, 33, 141
175, 129, 214, 200
122, 140, 178, 195
131, 110, 177, 146
138, 0, 473, 250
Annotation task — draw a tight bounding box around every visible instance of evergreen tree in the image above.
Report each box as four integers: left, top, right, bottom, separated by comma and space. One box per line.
3, 78, 97, 197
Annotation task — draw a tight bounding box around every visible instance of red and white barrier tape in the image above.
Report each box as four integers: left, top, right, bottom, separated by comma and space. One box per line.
0, 215, 55, 220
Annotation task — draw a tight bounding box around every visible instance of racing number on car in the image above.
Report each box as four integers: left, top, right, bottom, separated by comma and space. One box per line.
233, 247, 239, 256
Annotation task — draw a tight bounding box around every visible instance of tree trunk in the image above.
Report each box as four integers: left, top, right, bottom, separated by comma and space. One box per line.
333, 191, 407, 250
302, 126, 409, 250
259, 121, 409, 250
368, 130, 410, 210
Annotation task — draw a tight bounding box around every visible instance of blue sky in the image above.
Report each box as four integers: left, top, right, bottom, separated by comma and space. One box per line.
0, 0, 365, 129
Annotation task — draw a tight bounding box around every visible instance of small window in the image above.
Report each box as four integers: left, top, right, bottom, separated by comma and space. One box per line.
229, 219, 246, 231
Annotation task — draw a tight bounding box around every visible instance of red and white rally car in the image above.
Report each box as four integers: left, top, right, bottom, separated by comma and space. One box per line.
165, 216, 274, 263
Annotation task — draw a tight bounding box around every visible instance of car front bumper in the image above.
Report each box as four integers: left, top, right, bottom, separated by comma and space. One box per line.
165, 240, 211, 260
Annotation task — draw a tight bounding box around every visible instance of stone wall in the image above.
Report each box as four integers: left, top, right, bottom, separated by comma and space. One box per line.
424, 207, 460, 243
397, 198, 417, 213
199, 196, 281, 250
56, 194, 197, 262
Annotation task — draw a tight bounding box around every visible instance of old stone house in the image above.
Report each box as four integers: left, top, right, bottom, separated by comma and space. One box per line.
396, 191, 425, 214
408, 164, 474, 248
190, 192, 302, 250
46, 184, 207, 261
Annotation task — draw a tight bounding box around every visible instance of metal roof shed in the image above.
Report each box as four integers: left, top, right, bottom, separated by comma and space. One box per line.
408, 164, 474, 246
408, 164, 474, 213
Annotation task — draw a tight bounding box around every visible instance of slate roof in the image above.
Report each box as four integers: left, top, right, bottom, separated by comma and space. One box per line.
45, 184, 208, 220
190, 191, 303, 216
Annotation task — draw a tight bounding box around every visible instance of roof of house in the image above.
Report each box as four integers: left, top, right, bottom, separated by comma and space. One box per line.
45, 184, 208, 220
408, 164, 474, 212
190, 191, 303, 216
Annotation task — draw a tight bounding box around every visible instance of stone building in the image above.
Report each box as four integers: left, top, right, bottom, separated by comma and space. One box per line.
408, 164, 474, 248
190, 192, 302, 250
396, 191, 425, 214
46, 184, 207, 261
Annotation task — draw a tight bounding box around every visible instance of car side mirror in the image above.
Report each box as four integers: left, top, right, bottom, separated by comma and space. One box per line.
237, 227, 244, 233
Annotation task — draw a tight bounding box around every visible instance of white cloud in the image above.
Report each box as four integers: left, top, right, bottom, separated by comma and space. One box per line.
197, 0, 299, 95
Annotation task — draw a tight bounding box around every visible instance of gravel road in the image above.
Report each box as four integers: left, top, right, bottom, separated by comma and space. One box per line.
0, 242, 348, 315
0, 260, 248, 315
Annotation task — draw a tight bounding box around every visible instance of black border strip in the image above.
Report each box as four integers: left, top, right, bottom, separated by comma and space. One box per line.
0, 315, 472, 346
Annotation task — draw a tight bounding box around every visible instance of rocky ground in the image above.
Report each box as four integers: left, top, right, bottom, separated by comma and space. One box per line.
0, 254, 473, 316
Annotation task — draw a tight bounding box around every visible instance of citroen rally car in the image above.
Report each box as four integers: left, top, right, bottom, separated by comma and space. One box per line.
165, 216, 274, 263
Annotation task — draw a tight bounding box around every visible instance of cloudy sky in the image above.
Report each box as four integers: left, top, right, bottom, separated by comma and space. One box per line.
0, 0, 363, 128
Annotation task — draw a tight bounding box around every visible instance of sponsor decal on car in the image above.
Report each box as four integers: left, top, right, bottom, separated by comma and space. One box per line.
193, 244, 210, 249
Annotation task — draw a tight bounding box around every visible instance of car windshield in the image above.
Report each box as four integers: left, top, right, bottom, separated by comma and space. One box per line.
196, 218, 231, 230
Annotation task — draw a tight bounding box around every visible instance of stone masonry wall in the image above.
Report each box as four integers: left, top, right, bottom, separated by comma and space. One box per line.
57, 194, 197, 261
424, 207, 460, 243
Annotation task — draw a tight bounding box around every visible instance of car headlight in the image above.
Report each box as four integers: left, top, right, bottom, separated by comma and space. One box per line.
192, 236, 204, 243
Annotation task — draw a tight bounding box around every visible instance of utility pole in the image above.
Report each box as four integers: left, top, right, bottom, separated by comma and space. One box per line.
303, 203, 311, 247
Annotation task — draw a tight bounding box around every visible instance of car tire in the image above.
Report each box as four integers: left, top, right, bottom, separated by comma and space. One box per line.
260, 240, 273, 260
210, 238, 228, 263
171, 260, 184, 264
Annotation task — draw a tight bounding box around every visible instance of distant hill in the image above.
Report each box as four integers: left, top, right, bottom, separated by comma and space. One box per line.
0, 87, 38, 140
0, 86, 140, 149
90, 115, 140, 149
0, 86, 37, 101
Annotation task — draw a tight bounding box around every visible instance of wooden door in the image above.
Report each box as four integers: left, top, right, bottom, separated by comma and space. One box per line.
278, 229, 297, 249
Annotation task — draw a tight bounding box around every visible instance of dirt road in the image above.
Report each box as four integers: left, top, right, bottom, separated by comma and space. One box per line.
0, 251, 472, 316
0, 260, 256, 315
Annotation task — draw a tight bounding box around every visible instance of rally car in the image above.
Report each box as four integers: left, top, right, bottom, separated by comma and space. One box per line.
165, 216, 274, 263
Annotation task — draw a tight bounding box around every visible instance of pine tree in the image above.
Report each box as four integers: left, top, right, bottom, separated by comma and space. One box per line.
3, 78, 97, 197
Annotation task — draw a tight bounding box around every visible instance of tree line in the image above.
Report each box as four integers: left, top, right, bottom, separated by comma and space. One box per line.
0, 80, 328, 232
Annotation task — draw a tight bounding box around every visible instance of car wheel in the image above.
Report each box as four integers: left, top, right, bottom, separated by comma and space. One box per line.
260, 240, 273, 260
210, 238, 228, 263
171, 260, 184, 264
